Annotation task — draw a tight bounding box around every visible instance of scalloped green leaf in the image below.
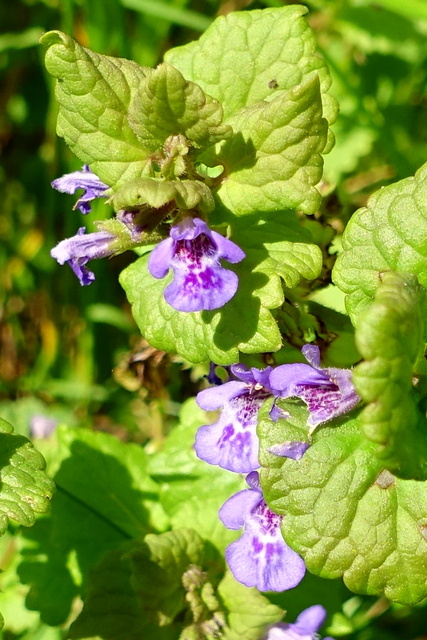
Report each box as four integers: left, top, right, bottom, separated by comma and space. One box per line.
353, 271, 427, 479
17, 426, 168, 626
130, 528, 224, 633
120, 214, 321, 363
333, 161, 427, 325
40, 30, 151, 189
212, 75, 328, 215
110, 177, 214, 214
218, 572, 283, 640
259, 407, 427, 605
165, 5, 337, 152
0, 417, 54, 533
129, 63, 232, 152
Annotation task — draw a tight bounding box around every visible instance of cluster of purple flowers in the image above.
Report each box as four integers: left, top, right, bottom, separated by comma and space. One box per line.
51, 166, 355, 637
195, 346, 359, 594
50, 166, 245, 312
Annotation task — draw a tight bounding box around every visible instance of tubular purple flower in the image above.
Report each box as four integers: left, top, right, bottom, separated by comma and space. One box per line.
269, 345, 360, 431
195, 364, 280, 473
52, 165, 109, 214
148, 217, 245, 312
219, 472, 305, 592
51, 227, 118, 285
263, 605, 334, 640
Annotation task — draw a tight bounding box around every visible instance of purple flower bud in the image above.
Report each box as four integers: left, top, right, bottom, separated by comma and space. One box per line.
195, 364, 278, 473
219, 472, 305, 592
148, 217, 245, 312
269, 345, 360, 430
263, 605, 334, 640
52, 165, 109, 214
51, 227, 117, 285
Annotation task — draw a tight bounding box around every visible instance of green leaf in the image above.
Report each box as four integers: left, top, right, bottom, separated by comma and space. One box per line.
218, 572, 284, 640
352, 271, 427, 479
17, 427, 168, 625
259, 408, 427, 605
333, 161, 427, 325
165, 6, 337, 145
130, 528, 224, 629
128, 63, 232, 152
0, 417, 54, 532
110, 177, 214, 214
230, 213, 323, 289
40, 30, 151, 189
69, 547, 147, 640
212, 75, 328, 215
120, 213, 321, 363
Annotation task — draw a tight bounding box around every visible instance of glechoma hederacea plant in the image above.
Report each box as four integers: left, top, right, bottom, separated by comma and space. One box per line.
2, 3, 427, 637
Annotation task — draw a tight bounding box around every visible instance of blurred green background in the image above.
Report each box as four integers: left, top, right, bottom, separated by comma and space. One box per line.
1, 1, 427, 637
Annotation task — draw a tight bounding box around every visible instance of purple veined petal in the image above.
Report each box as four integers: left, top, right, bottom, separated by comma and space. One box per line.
225, 511, 306, 592
269, 363, 329, 396
229, 363, 256, 385
268, 441, 310, 460
148, 237, 175, 279
210, 229, 246, 263
220, 475, 306, 592
170, 216, 206, 241
194, 391, 261, 472
51, 165, 109, 214
292, 605, 327, 635
50, 227, 117, 286
196, 381, 248, 412
246, 470, 261, 490
301, 344, 322, 368
69, 261, 96, 286
153, 217, 245, 312
50, 228, 117, 265
218, 488, 262, 530
163, 260, 239, 312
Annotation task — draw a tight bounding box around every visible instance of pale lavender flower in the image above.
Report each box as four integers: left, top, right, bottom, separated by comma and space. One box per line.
52, 165, 109, 214
219, 472, 305, 592
269, 345, 360, 431
148, 217, 245, 312
195, 364, 279, 473
263, 605, 334, 640
29, 415, 58, 439
51, 227, 118, 285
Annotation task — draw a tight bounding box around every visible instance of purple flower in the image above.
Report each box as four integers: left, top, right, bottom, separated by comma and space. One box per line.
269, 345, 360, 431
263, 605, 334, 640
51, 227, 118, 285
219, 472, 305, 592
195, 364, 280, 473
52, 165, 109, 214
29, 415, 58, 439
148, 217, 245, 312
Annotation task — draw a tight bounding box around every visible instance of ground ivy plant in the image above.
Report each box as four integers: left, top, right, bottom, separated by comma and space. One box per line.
2, 4, 427, 638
